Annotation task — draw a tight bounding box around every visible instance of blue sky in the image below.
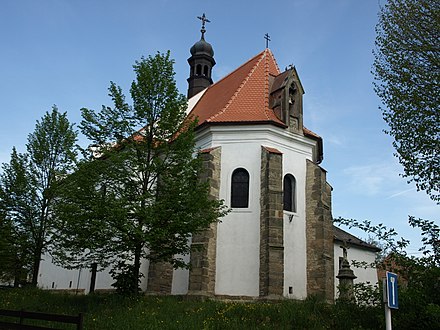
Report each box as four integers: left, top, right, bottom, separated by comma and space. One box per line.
1, 0, 437, 253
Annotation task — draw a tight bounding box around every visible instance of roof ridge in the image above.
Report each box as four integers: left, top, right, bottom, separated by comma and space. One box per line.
263, 49, 271, 121
268, 49, 281, 74
207, 50, 266, 122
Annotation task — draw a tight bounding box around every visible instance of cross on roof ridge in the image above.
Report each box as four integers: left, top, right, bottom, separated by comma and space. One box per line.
264, 33, 271, 48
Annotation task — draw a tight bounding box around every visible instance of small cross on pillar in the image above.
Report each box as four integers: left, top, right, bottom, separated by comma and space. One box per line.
337, 240, 357, 301
264, 33, 271, 48
341, 240, 349, 261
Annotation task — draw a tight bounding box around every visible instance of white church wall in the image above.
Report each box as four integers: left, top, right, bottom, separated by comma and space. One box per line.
193, 125, 316, 298
215, 142, 262, 296
278, 134, 313, 300
38, 254, 151, 293
38, 254, 93, 292
171, 237, 191, 295
283, 212, 307, 299
90, 267, 114, 292
186, 89, 207, 115
333, 243, 379, 298
139, 258, 150, 291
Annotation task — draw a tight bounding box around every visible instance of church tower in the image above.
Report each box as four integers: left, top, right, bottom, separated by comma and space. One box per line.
187, 13, 216, 98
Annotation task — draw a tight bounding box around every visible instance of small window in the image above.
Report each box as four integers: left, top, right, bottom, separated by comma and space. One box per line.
196, 64, 202, 75
283, 174, 296, 212
203, 65, 209, 76
231, 168, 249, 208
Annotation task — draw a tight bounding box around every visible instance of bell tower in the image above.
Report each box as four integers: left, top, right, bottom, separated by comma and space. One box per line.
187, 13, 216, 98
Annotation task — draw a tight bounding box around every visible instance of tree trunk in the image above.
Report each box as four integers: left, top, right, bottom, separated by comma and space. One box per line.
31, 246, 42, 287
133, 243, 142, 294
89, 263, 97, 293
13, 275, 20, 288
13, 256, 21, 287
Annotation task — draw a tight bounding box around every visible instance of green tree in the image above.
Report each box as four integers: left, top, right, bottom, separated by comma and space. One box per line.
335, 2, 440, 325
373, 0, 440, 202
0, 107, 78, 286
0, 149, 35, 286
335, 216, 440, 328
53, 51, 226, 294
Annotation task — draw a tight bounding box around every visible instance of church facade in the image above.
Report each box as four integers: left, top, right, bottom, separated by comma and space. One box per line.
146, 25, 335, 301
37, 23, 379, 301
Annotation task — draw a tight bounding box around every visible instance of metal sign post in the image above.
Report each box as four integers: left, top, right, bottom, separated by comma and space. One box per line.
383, 271, 399, 330
387, 272, 399, 309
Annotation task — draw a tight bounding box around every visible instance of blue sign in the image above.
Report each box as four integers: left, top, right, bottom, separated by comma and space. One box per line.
386, 271, 399, 309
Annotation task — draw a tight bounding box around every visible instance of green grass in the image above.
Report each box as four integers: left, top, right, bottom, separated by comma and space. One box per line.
0, 288, 383, 329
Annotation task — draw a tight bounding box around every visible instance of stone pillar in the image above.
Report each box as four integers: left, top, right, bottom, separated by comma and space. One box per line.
259, 146, 284, 298
336, 247, 357, 301
146, 261, 174, 294
305, 160, 334, 302
188, 147, 221, 297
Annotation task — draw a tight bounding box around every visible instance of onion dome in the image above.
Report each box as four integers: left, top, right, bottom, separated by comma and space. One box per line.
187, 13, 216, 98
190, 36, 214, 57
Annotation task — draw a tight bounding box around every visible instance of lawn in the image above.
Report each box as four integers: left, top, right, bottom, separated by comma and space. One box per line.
0, 288, 382, 329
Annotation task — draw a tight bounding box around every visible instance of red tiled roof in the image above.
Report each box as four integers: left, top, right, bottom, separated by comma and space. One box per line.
262, 146, 283, 154
186, 49, 322, 152
187, 49, 286, 128
303, 127, 321, 139
199, 147, 219, 154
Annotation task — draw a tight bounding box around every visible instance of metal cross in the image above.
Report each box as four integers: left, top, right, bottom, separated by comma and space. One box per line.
264, 33, 271, 48
197, 13, 211, 30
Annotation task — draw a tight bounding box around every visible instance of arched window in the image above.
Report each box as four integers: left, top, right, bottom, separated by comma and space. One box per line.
196, 64, 202, 76
203, 65, 209, 76
231, 168, 249, 208
283, 174, 296, 212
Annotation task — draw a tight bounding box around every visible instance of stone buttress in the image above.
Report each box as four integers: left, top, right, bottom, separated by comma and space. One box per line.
305, 159, 334, 302
188, 147, 221, 296
259, 146, 284, 298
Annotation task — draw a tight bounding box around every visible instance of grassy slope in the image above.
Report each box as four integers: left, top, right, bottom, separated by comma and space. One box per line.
0, 288, 382, 329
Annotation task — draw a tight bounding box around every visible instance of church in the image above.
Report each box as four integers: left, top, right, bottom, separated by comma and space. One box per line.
38, 17, 379, 301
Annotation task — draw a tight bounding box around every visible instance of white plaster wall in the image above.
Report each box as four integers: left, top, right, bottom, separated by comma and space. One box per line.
283, 213, 307, 299
139, 258, 150, 291
171, 237, 191, 295
333, 244, 379, 298
38, 254, 90, 292
215, 142, 261, 296
194, 125, 316, 297
38, 254, 150, 293
186, 89, 207, 115
171, 265, 189, 295
279, 139, 311, 300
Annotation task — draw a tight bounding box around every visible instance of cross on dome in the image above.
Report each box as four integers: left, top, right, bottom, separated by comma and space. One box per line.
197, 13, 211, 38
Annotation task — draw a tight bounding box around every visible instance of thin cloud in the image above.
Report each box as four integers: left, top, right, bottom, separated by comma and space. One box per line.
386, 187, 416, 199
325, 134, 345, 146
343, 162, 401, 196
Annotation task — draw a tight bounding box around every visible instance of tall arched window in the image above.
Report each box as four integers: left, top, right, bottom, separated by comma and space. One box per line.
283, 174, 296, 212
203, 65, 209, 76
196, 64, 202, 75
231, 168, 250, 208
